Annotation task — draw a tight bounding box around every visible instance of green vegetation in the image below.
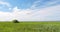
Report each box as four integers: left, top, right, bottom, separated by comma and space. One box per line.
12, 20, 19, 23
0, 21, 60, 32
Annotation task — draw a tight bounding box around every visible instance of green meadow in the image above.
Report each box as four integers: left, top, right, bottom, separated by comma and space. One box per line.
0, 21, 60, 32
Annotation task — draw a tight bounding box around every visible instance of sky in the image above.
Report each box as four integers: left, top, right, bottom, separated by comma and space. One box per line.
0, 0, 60, 21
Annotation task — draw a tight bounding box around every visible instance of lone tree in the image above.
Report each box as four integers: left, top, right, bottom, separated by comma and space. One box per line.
13, 20, 19, 23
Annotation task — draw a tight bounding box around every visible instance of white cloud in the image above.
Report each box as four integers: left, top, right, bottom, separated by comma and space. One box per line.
0, 7, 33, 21
0, 0, 60, 21
0, 1, 11, 7
0, 4, 60, 21
9, 8, 11, 10
35, 5, 60, 21
12, 7, 33, 21
0, 11, 14, 21
30, 0, 60, 9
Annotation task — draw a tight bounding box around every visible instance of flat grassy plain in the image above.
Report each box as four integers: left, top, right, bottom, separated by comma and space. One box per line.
0, 21, 60, 32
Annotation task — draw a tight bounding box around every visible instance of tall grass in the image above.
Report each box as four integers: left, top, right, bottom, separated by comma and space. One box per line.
0, 22, 60, 32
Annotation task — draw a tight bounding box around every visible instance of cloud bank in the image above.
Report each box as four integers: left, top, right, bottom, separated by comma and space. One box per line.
0, 0, 60, 21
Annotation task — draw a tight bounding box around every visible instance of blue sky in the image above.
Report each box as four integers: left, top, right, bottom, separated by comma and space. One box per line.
2, 0, 37, 10
0, 0, 60, 21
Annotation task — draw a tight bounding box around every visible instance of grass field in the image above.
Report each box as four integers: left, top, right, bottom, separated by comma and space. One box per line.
0, 21, 60, 32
